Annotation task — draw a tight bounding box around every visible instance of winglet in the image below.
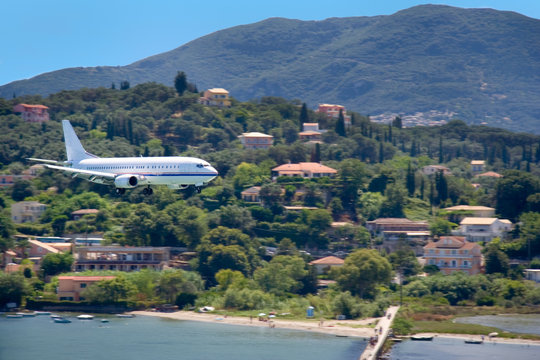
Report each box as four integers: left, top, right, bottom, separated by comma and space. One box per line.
62, 120, 98, 162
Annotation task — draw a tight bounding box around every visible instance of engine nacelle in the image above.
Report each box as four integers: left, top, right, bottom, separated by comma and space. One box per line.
114, 174, 145, 188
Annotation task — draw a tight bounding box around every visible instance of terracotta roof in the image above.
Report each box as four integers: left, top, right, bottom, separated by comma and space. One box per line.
71, 209, 99, 215
476, 171, 503, 178
17, 103, 49, 109
309, 256, 345, 265
460, 217, 498, 225
28, 240, 59, 254
206, 88, 229, 93
443, 205, 494, 211
272, 162, 337, 174
58, 276, 116, 281
241, 186, 261, 194
238, 132, 273, 138
471, 160, 485, 165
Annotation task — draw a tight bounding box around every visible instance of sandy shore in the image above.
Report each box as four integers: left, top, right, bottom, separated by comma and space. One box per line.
131, 310, 377, 338
131, 310, 540, 346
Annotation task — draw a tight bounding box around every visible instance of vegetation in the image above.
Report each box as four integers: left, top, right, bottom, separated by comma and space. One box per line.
0, 77, 539, 342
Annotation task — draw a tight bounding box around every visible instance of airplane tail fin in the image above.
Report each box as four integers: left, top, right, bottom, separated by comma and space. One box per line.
62, 120, 98, 162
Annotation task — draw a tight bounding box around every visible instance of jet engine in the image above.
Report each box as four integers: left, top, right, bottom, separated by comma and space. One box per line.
114, 174, 145, 188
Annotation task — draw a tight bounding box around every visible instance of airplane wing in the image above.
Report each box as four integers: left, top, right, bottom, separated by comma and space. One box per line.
27, 157, 66, 165
43, 164, 116, 183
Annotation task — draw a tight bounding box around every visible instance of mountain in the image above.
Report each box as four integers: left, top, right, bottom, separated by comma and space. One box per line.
2, 5, 540, 133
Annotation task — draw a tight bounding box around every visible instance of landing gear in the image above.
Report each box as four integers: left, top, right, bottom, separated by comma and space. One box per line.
142, 187, 153, 196
195, 186, 202, 193
115, 188, 126, 195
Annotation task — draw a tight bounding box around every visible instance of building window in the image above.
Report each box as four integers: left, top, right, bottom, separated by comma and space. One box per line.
80, 283, 87, 288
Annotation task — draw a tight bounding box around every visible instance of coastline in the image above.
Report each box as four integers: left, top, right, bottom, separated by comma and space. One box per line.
131, 310, 376, 338
131, 310, 540, 346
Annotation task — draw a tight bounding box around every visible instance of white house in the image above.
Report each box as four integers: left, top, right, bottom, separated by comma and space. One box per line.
452, 217, 512, 242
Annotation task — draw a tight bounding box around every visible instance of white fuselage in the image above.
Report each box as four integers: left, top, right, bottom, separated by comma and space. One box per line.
77, 156, 218, 187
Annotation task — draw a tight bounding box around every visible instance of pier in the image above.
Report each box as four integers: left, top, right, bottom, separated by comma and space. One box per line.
359, 305, 400, 360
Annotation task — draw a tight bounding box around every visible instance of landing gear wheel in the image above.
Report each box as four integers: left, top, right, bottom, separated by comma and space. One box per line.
143, 187, 153, 196
115, 188, 126, 195
196, 186, 202, 193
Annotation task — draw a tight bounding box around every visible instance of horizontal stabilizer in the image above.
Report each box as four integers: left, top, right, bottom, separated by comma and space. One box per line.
27, 158, 64, 165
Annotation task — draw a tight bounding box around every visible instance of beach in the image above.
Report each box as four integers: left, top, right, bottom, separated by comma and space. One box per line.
131, 310, 377, 338
131, 310, 540, 347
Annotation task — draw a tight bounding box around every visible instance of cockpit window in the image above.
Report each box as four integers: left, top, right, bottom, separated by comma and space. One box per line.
197, 164, 203, 168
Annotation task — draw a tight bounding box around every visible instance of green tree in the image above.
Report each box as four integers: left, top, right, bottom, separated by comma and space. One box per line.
215, 269, 247, 291
299, 103, 309, 130
0, 273, 30, 307
174, 71, 188, 95
495, 170, 540, 221
332, 249, 392, 298
406, 162, 415, 196
40, 252, 73, 278
484, 244, 509, 275
253, 256, 307, 296
335, 109, 346, 136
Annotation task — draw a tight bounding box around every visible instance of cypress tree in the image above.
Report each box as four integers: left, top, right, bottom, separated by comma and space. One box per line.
406, 162, 415, 196
299, 103, 309, 130
174, 71, 188, 95
335, 109, 346, 136
439, 136, 443, 163
379, 142, 384, 163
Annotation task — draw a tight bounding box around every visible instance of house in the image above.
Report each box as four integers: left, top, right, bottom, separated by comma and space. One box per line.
442, 205, 495, 218
366, 218, 429, 237
423, 236, 483, 275
309, 256, 345, 274
13, 104, 49, 123
71, 209, 99, 220
11, 201, 47, 223
238, 132, 273, 149
199, 88, 231, 107
299, 123, 325, 141
316, 104, 351, 126
422, 165, 451, 176
470, 160, 485, 173
241, 186, 261, 203
0, 174, 36, 187
476, 171, 503, 178
524, 269, 540, 283
271, 162, 337, 179
74, 246, 171, 272
452, 217, 513, 243
57, 276, 116, 301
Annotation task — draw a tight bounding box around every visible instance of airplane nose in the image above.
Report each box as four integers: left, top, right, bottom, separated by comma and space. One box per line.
208, 166, 218, 178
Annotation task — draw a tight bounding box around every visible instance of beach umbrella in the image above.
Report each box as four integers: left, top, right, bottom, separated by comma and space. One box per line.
258, 313, 266, 317
488, 332, 498, 337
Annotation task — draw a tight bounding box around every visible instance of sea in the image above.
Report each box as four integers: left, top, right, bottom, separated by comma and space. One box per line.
2, 313, 540, 360
0, 314, 365, 360
389, 314, 540, 360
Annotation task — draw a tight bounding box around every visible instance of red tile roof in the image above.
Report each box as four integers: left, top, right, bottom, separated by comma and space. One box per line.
309, 256, 345, 265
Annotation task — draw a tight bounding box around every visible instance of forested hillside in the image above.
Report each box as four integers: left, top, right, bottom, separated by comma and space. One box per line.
1, 82, 540, 317
1, 5, 539, 133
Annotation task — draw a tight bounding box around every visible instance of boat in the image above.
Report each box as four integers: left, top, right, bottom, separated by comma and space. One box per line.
100, 319, 110, 323
116, 314, 135, 318
50, 314, 62, 319
465, 339, 483, 344
35, 311, 51, 316
54, 318, 71, 323
411, 335, 434, 341
6, 314, 23, 318
77, 314, 94, 320
17, 312, 36, 317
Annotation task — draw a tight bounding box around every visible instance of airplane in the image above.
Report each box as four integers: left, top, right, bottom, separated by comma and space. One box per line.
29, 120, 218, 195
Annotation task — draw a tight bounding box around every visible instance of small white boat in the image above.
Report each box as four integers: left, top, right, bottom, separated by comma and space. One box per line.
6, 314, 23, 318
100, 319, 109, 323
54, 318, 71, 323
77, 314, 94, 320
50, 314, 62, 319
35, 311, 52, 316
116, 314, 135, 318
17, 312, 36, 317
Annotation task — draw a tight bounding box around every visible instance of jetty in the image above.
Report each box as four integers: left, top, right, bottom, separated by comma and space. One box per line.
359, 305, 400, 360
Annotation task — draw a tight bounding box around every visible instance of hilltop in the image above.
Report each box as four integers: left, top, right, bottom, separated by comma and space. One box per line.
1, 5, 540, 133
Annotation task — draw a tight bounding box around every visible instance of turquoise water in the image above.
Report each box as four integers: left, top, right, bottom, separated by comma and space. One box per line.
454, 314, 540, 335
390, 337, 540, 360
0, 314, 366, 360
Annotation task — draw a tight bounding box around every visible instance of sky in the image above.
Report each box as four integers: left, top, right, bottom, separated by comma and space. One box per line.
1, 0, 539, 86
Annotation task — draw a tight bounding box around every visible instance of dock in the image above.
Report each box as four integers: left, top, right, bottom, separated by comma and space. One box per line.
359, 305, 400, 360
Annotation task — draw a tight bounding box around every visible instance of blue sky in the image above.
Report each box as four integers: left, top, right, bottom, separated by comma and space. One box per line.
1, 0, 538, 86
